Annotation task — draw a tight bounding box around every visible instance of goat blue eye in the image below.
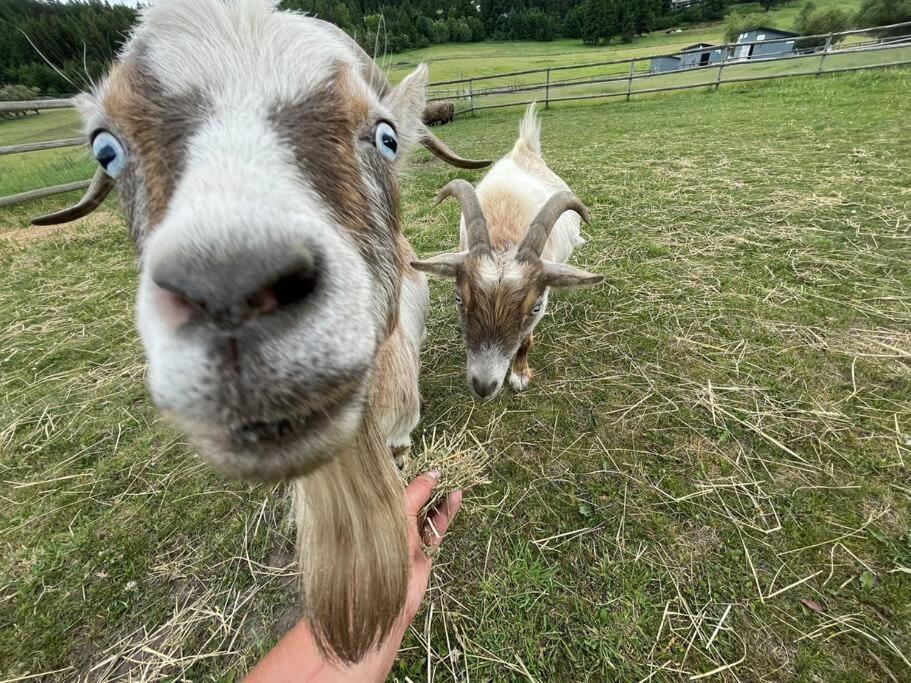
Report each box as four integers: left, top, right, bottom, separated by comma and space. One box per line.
374, 122, 398, 161
92, 131, 125, 178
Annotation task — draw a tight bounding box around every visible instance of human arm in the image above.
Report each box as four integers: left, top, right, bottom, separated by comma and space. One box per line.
244, 472, 462, 682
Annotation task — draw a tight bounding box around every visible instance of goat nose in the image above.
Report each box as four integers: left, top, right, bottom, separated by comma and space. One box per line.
472, 377, 498, 399
152, 248, 318, 324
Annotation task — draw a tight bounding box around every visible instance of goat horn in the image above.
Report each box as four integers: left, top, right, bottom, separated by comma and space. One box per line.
31, 167, 114, 226
519, 191, 591, 258
435, 179, 490, 253
420, 125, 491, 169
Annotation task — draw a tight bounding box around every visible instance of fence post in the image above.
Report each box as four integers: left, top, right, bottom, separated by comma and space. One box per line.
715, 52, 725, 92
468, 78, 474, 115
817, 33, 834, 76
625, 58, 636, 101
545, 68, 551, 109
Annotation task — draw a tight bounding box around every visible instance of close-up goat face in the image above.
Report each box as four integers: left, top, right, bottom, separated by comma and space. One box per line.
413, 180, 603, 400
32, 0, 485, 481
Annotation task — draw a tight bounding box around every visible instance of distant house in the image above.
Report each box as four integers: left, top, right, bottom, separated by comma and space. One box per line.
731, 27, 800, 61
649, 55, 682, 73
679, 43, 724, 68
649, 27, 802, 74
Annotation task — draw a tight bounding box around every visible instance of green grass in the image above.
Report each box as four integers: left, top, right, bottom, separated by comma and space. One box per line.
734, 0, 862, 27
2, 70, 911, 681
0, 109, 91, 198
385, 0, 864, 83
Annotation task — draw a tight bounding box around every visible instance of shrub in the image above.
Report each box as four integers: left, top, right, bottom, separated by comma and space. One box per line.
0, 83, 40, 101
855, 0, 911, 35
724, 12, 773, 43
794, 3, 853, 48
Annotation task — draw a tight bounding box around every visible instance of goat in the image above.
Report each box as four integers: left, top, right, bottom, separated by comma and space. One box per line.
29, 0, 489, 663
422, 100, 455, 126
412, 103, 602, 401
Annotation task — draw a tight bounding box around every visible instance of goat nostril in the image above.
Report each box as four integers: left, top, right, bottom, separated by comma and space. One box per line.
157, 287, 195, 327
152, 252, 318, 324
472, 377, 497, 398
271, 269, 318, 309
248, 287, 279, 316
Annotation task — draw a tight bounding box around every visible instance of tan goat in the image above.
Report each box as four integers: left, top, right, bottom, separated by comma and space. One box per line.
413, 103, 602, 400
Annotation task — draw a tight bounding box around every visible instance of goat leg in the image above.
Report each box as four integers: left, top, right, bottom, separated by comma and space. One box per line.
509, 334, 533, 392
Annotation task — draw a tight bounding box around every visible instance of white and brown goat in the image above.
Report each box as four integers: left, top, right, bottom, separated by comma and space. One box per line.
413, 103, 602, 400
30, 0, 489, 663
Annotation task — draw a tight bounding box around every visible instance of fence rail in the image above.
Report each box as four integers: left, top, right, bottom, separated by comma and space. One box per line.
0, 180, 91, 209
2, 21, 911, 210
426, 20, 911, 116
0, 98, 74, 113
0, 137, 83, 156
427, 38, 911, 104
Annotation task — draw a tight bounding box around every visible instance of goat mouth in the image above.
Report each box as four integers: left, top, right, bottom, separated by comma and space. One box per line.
227, 397, 348, 449
232, 418, 298, 444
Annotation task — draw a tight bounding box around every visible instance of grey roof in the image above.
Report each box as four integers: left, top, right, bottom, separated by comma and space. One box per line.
743, 26, 800, 38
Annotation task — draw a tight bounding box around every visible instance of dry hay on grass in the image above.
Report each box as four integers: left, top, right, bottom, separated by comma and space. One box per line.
74, 428, 494, 682
0, 209, 119, 247
79, 488, 299, 683
402, 427, 493, 516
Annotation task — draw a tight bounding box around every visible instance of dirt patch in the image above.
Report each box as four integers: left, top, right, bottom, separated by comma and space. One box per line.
0, 210, 121, 247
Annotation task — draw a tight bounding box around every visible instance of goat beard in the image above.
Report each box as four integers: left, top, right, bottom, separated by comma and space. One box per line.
292, 408, 408, 664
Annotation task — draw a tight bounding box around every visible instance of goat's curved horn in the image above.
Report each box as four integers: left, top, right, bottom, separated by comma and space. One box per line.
435, 179, 490, 253
519, 192, 591, 258
420, 125, 491, 169
31, 167, 114, 226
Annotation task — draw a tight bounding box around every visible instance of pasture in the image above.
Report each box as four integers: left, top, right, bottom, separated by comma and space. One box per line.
384, 0, 865, 82
1, 69, 910, 681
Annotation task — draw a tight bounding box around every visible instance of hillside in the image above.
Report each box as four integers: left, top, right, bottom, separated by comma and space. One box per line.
385, 0, 865, 82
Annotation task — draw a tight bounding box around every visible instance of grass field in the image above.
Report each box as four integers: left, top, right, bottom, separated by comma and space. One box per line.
0, 110, 92, 199
2, 66, 911, 681
436, 41, 911, 117
385, 0, 864, 82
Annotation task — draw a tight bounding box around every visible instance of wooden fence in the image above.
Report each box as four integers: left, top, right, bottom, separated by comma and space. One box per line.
2, 21, 910, 209
426, 21, 911, 115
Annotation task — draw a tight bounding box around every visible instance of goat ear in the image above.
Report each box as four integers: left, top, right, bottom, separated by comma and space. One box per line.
542, 261, 603, 289
383, 63, 428, 158
410, 251, 466, 279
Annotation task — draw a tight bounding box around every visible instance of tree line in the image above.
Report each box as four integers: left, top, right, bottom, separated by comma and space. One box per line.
1, 0, 909, 95
0, 0, 740, 93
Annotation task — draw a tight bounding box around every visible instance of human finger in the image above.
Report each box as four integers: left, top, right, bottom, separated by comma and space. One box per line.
404, 471, 439, 516
422, 489, 463, 548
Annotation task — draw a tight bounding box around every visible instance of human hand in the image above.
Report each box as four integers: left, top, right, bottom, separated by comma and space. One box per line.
401, 471, 463, 622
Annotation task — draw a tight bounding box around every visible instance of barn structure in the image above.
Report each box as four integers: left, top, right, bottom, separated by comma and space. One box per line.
649, 27, 802, 74
731, 27, 800, 61
678, 43, 724, 68
649, 55, 682, 73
